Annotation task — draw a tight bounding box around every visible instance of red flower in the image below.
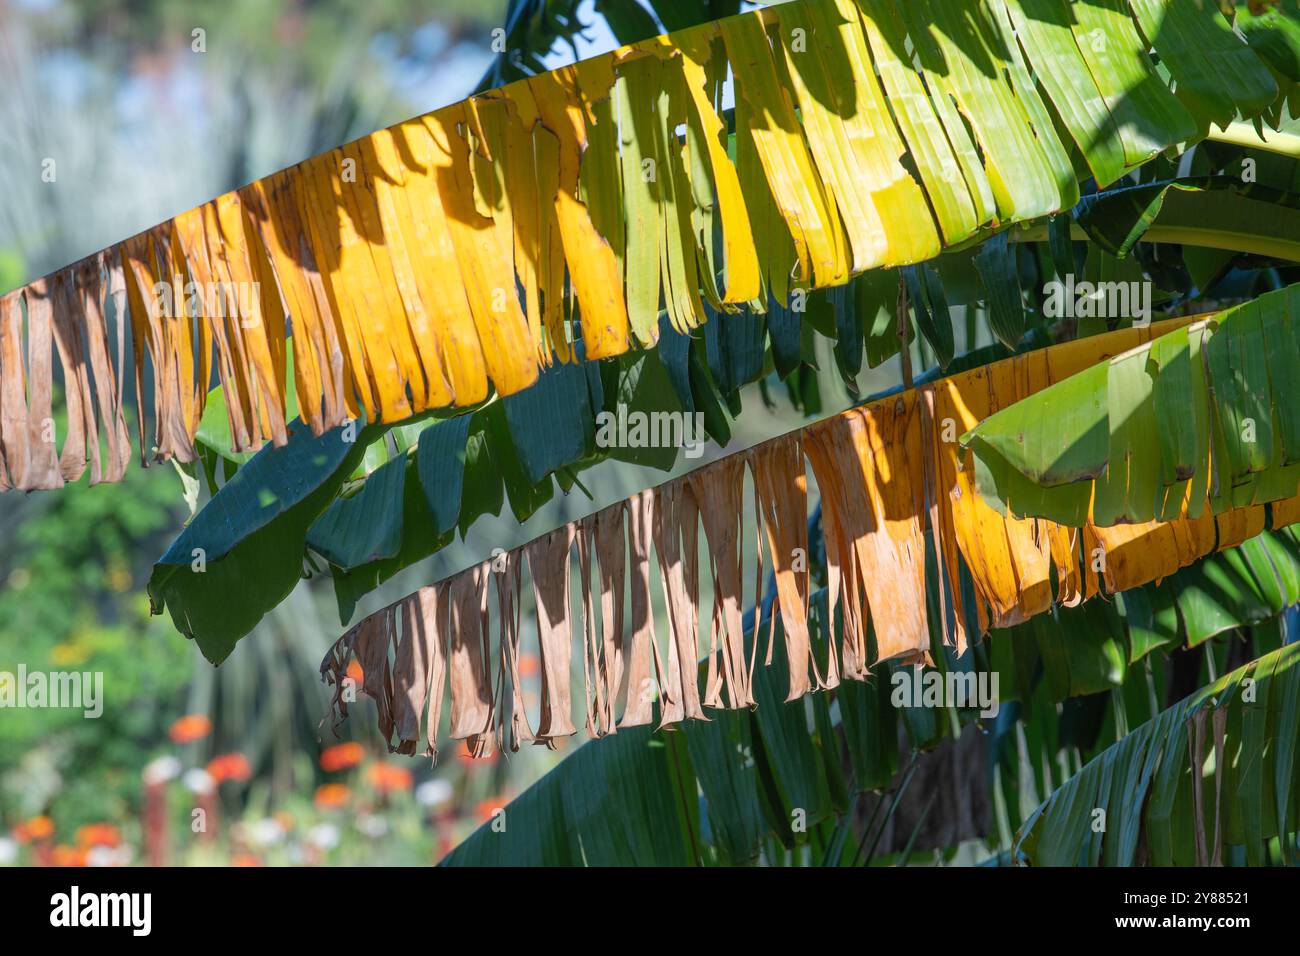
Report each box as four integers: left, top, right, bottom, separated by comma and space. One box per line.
52, 844, 88, 867
314, 784, 351, 809
475, 797, 508, 821
14, 815, 54, 843
319, 741, 365, 773
168, 714, 212, 744
207, 752, 252, 784
75, 823, 122, 848
366, 763, 413, 792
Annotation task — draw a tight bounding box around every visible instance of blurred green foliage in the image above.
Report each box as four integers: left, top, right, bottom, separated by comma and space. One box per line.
0, 453, 191, 828
0, 251, 23, 293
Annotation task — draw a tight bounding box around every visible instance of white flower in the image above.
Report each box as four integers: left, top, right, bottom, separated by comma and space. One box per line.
183, 768, 215, 795
0, 837, 17, 865
415, 778, 453, 808
247, 818, 286, 847
87, 844, 133, 867
307, 823, 340, 850
142, 755, 182, 786
356, 813, 388, 839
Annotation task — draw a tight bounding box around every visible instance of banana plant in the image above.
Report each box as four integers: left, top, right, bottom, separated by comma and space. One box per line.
150, 0, 1300, 870
5, 0, 1297, 491
10, 0, 1300, 871
440, 522, 1300, 866
155, 63, 1300, 663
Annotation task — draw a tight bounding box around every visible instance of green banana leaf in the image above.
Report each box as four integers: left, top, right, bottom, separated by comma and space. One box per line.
963, 283, 1300, 526
1016, 640, 1300, 866
148, 415, 374, 664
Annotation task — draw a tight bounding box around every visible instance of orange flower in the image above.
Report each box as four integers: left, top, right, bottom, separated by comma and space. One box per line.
518, 654, 539, 678
230, 853, 263, 867
319, 741, 365, 773
169, 713, 212, 744
14, 815, 54, 843
346, 659, 364, 684
314, 784, 351, 809
207, 752, 253, 784
366, 763, 413, 792
75, 823, 122, 848
52, 844, 88, 867
476, 797, 508, 821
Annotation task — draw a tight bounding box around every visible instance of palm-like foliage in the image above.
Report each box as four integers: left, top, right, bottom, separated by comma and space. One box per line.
6, 0, 1300, 866
156, 0, 1300, 865
1, 0, 1294, 480
965, 284, 1300, 527
442, 522, 1300, 865
1017, 641, 1300, 866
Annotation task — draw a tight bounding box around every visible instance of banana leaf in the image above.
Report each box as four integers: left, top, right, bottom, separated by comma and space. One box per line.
1016, 641, 1300, 866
